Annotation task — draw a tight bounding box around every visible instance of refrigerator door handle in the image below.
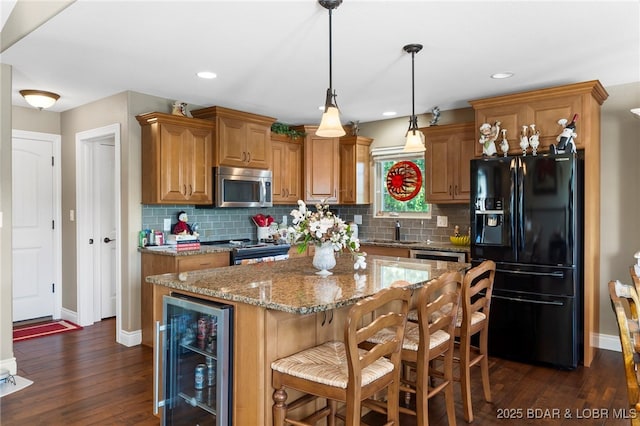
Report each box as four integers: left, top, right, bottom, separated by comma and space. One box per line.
495, 268, 564, 278
492, 293, 565, 306
154, 321, 167, 415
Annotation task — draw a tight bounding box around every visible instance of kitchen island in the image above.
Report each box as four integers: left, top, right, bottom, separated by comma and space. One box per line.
147, 254, 469, 425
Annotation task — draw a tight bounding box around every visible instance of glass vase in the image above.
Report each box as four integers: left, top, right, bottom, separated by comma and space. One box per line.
313, 242, 336, 276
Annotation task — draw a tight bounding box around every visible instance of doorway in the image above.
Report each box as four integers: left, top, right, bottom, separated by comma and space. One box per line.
75, 124, 121, 340
11, 130, 62, 322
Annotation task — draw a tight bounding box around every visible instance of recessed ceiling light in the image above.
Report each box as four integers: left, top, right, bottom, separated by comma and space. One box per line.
197, 71, 217, 79
382, 111, 397, 117
491, 72, 514, 79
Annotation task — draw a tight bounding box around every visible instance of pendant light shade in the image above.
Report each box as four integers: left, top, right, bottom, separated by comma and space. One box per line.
403, 44, 425, 153
316, 0, 345, 138
19, 89, 60, 110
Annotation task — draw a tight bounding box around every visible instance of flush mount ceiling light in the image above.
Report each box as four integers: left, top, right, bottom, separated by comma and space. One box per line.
316, 0, 345, 138
196, 71, 217, 79
491, 72, 514, 79
631, 108, 640, 117
403, 43, 426, 153
19, 89, 60, 110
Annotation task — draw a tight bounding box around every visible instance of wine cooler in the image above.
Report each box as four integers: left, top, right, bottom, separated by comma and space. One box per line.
155, 293, 233, 425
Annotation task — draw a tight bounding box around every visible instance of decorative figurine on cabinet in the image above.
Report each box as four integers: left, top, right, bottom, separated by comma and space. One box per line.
479, 121, 500, 156
528, 124, 540, 156
551, 114, 578, 154
172, 101, 188, 117
348, 120, 360, 136
429, 106, 441, 126
499, 129, 509, 157
172, 211, 195, 235
519, 125, 529, 156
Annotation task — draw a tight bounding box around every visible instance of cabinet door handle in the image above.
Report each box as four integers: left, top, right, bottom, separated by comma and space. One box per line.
454, 185, 458, 195
241, 152, 246, 162
183, 184, 187, 195
247, 152, 251, 163
449, 185, 452, 196
188, 184, 193, 196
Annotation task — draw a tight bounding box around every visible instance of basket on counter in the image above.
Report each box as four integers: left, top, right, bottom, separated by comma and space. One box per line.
449, 235, 470, 246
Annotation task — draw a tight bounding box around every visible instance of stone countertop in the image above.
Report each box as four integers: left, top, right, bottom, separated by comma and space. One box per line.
146, 255, 469, 314
359, 239, 470, 253
138, 244, 234, 256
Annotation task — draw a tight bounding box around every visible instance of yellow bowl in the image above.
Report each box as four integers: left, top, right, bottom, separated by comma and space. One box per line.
450, 235, 470, 246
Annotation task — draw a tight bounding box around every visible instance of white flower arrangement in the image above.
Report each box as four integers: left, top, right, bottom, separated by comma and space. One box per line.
288, 200, 362, 258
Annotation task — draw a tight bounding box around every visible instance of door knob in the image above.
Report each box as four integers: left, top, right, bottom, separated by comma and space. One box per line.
104, 237, 115, 243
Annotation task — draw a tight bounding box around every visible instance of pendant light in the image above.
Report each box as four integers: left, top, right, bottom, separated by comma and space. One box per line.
403, 44, 426, 152
19, 90, 60, 110
316, 0, 345, 138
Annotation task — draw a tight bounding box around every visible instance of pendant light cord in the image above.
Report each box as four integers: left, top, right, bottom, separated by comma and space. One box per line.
328, 8, 333, 93
411, 49, 415, 127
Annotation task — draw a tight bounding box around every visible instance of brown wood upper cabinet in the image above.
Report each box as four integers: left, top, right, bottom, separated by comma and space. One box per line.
271, 133, 303, 204
424, 122, 475, 204
300, 125, 340, 204
136, 112, 214, 205
469, 80, 608, 156
191, 106, 276, 169
339, 135, 373, 204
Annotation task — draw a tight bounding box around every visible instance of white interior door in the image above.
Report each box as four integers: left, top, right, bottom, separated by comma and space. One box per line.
12, 136, 54, 321
94, 141, 116, 319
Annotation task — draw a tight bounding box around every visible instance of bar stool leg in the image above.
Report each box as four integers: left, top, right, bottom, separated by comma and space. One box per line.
272, 387, 287, 426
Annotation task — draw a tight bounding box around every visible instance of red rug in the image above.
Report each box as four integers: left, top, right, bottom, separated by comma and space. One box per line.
13, 320, 83, 342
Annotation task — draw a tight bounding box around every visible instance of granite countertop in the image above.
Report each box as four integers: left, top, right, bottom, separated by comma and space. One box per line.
138, 244, 233, 256
146, 254, 469, 314
359, 239, 470, 253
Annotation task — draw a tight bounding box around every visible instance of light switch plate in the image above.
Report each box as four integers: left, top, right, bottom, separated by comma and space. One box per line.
437, 216, 448, 227
353, 214, 362, 225
163, 218, 172, 231
282, 215, 288, 225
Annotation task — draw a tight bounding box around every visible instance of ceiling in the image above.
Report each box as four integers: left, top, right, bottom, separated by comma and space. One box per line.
2, 1, 639, 125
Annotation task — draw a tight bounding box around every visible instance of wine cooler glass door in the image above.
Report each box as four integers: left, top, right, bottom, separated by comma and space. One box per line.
162, 294, 232, 426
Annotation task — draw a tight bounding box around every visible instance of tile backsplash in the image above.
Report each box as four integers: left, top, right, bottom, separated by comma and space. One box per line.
141, 203, 470, 243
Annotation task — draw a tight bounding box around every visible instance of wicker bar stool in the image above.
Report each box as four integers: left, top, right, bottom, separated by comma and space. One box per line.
271, 286, 412, 426
363, 272, 462, 426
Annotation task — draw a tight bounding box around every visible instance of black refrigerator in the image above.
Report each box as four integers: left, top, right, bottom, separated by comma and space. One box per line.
470, 153, 583, 369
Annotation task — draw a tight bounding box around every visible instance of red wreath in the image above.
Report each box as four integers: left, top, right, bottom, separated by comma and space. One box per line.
386, 161, 422, 201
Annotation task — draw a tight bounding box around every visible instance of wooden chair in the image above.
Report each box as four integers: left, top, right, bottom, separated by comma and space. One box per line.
428, 259, 496, 423
271, 286, 412, 426
630, 265, 640, 302
364, 271, 462, 426
608, 280, 640, 425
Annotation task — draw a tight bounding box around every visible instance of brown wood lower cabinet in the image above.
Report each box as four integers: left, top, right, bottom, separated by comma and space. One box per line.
359, 244, 410, 258
140, 251, 230, 347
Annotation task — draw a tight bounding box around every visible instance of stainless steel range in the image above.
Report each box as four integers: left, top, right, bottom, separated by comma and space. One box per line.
200, 239, 290, 265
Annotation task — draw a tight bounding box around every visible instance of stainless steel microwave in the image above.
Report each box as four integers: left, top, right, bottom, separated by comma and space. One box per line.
212, 166, 272, 208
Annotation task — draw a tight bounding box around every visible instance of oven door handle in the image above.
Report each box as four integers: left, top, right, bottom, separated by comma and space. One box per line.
496, 268, 564, 278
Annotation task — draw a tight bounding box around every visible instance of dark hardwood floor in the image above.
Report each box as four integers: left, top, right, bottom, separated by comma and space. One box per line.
0, 318, 633, 425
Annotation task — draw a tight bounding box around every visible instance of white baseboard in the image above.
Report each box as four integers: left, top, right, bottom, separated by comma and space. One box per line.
118, 328, 142, 347
59, 307, 79, 325
594, 332, 621, 352
0, 357, 17, 375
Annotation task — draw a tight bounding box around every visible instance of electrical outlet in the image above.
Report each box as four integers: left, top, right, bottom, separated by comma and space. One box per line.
437, 216, 448, 227
163, 218, 172, 231
353, 214, 362, 225
282, 215, 288, 225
